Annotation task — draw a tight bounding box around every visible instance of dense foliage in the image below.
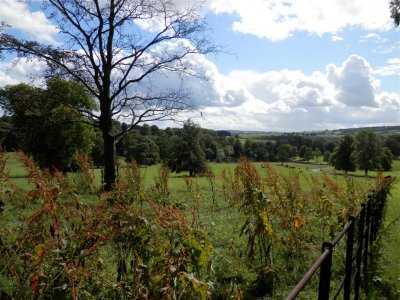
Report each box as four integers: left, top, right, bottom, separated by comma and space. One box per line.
0, 79, 95, 171
331, 135, 356, 174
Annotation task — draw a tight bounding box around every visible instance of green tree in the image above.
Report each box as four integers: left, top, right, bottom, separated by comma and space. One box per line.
0, 116, 18, 150
201, 131, 218, 161
352, 131, 382, 176
299, 145, 307, 158
0, 0, 216, 190
331, 135, 356, 174
126, 136, 160, 166
385, 134, 400, 157
277, 149, 289, 163
233, 138, 243, 158
323, 150, 331, 163
380, 147, 393, 171
313, 149, 322, 162
168, 121, 207, 177
244, 139, 253, 158
277, 143, 297, 158
0, 80, 95, 171
253, 142, 270, 162
303, 147, 314, 162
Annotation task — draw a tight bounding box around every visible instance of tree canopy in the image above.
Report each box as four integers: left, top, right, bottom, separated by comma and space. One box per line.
167, 121, 207, 177
0, 79, 95, 171
353, 131, 382, 176
331, 135, 356, 174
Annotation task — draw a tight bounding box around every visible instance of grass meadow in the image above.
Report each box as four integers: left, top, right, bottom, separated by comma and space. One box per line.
1, 152, 399, 298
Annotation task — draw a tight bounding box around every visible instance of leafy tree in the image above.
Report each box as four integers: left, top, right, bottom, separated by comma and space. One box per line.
277, 149, 289, 163
325, 142, 336, 152
390, 0, 400, 26
303, 147, 314, 162
299, 145, 307, 158
0, 80, 95, 171
244, 139, 253, 158
277, 143, 297, 158
312, 138, 326, 153
201, 131, 218, 161
380, 147, 393, 171
233, 138, 243, 158
313, 149, 322, 162
252, 142, 270, 162
331, 135, 355, 174
0, 116, 18, 151
289, 135, 312, 150
352, 131, 382, 176
0, 0, 216, 190
168, 121, 207, 177
323, 151, 331, 163
153, 130, 171, 161
91, 129, 104, 167
385, 134, 400, 156
126, 136, 160, 166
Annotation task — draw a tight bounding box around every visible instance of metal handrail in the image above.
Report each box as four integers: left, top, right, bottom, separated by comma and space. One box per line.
285, 191, 387, 299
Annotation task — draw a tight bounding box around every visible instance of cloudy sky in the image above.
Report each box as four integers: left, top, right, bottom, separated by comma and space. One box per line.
0, 0, 399, 132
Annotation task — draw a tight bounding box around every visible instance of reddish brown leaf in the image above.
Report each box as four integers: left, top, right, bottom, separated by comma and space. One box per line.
30, 274, 39, 295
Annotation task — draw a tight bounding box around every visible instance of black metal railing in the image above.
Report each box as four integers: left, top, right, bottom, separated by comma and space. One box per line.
286, 189, 388, 300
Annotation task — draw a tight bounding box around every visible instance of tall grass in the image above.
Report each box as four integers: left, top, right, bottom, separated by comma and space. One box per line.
0, 151, 396, 299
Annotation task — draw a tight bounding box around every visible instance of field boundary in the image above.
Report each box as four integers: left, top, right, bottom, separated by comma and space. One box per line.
286, 179, 391, 299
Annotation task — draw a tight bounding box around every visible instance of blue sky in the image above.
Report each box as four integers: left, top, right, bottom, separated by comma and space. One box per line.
0, 0, 399, 132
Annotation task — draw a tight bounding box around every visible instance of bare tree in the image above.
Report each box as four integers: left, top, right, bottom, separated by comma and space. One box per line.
0, 0, 216, 190
390, 0, 400, 26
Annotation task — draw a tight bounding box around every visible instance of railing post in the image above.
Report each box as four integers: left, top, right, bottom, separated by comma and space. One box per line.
363, 195, 372, 292
370, 194, 377, 243
354, 203, 365, 300
344, 216, 355, 300
318, 242, 333, 300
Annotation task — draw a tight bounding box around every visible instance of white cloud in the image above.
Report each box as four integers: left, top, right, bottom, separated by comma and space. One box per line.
359, 33, 389, 44
373, 41, 400, 54
206, 0, 392, 41
1, 43, 398, 131
188, 54, 399, 131
327, 55, 380, 107
0, 58, 46, 87
373, 58, 400, 76
0, 0, 58, 43
331, 35, 343, 42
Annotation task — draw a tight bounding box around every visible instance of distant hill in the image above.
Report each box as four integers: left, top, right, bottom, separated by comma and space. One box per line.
225, 125, 400, 141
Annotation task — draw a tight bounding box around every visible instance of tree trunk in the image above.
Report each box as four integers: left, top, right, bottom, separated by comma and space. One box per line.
103, 131, 116, 191
100, 93, 116, 191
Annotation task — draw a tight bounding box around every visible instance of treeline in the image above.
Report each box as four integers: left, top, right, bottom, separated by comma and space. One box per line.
1, 81, 399, 175
330, 131, 395, 176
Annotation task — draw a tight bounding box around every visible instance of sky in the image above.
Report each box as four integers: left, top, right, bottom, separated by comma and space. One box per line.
0, 0, 399, 132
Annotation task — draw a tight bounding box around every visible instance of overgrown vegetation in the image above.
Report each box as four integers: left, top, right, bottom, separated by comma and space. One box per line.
1, 147, 395, 299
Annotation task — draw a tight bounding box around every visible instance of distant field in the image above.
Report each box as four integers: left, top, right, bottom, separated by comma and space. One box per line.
238, 132, 282, 140
238, 126, 400, 142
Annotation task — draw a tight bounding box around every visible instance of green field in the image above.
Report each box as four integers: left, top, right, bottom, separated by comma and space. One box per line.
1, 152, 399, 298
